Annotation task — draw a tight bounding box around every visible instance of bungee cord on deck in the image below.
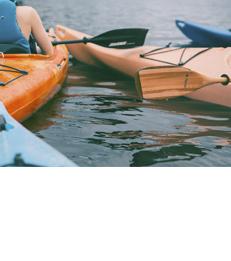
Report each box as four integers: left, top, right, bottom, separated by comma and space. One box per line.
140, 46, 211, 67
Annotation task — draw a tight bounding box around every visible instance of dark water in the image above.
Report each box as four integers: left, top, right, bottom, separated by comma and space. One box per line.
24, 0, 231, 166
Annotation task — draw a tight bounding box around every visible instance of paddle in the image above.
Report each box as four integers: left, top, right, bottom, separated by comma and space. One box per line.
52, 28, 148, 49
135, 66, 230, 100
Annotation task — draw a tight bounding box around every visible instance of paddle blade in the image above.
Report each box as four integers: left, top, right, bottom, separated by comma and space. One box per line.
135, 66, 229, 100
91, 28, 148, 49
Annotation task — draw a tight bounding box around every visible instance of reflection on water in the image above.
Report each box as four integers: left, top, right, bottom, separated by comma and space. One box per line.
24, 0, 231, 166
131, 144, 208, 167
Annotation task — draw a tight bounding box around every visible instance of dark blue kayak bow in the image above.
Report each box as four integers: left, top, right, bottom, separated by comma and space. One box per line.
176, 19, 231, 47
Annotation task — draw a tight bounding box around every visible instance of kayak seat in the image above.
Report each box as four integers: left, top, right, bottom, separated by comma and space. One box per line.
0, 43, 30, 54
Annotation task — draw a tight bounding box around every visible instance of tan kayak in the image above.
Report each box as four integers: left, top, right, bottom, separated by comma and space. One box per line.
55, 25, 231, 108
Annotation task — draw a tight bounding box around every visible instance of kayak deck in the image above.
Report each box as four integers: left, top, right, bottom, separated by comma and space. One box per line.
55, 25, 231, 108
0, 31, 69, 122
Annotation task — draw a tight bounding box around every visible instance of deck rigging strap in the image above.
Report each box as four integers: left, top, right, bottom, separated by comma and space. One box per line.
140, 46, 211, 67
2, 153, 42, 167
0, 114, 7, 131
0, 63, 28, 86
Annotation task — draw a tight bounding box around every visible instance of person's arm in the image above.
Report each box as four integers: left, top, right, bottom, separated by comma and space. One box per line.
30, 8, 54, 56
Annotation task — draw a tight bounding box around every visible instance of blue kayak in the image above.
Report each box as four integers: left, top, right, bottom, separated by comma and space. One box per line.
175, 19, 231, 47
0, 102, 76, 167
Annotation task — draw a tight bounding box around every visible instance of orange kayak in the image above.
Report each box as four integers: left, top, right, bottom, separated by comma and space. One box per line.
56, 25, 231, 108
0, 30, 69, 122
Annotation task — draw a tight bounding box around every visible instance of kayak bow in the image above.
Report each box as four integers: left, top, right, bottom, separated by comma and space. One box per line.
176, 19, 231, 47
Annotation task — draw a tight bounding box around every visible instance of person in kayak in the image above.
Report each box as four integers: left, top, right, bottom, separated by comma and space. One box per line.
0, 0, 54, 55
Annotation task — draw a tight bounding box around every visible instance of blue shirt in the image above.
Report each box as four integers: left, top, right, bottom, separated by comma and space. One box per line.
0, 0, 31, 53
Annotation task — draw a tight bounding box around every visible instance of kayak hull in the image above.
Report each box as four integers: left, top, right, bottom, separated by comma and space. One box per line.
0, 102, 76, 167
55, 25, 231, 108
0, 30, 69, 122
175, 19, 231, 47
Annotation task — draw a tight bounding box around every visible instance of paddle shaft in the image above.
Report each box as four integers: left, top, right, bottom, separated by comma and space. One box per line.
53, 35, 137, 46
210, 74, 230, 85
